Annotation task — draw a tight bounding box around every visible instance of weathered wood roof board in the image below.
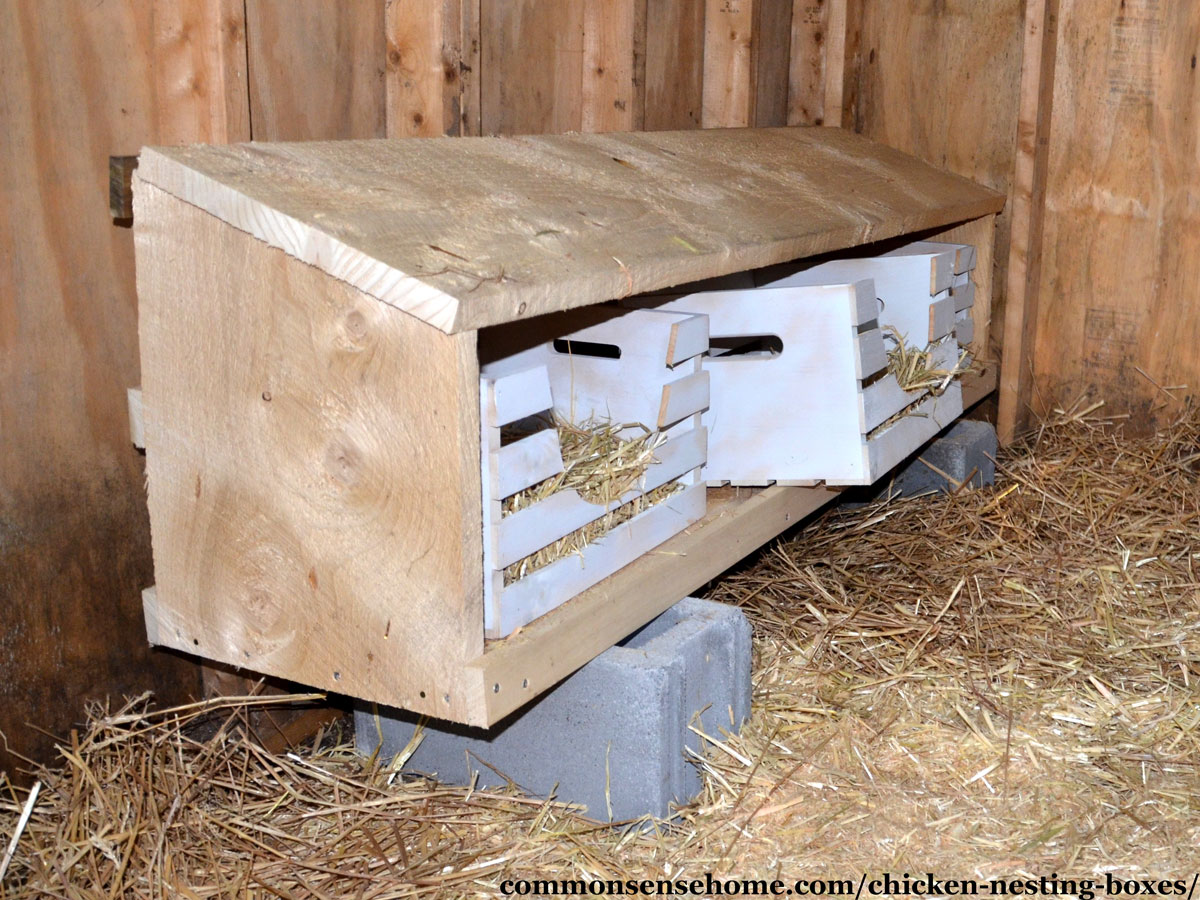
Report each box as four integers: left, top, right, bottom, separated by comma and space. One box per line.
137, 127, 1004, 334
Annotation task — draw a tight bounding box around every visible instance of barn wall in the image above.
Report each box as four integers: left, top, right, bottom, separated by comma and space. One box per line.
1030, 0, 1200, 429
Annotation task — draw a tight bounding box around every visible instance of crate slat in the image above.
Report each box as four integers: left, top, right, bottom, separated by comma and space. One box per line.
495, 426, 707, 570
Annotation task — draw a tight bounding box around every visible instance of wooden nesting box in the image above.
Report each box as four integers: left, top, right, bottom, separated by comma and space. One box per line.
132, 127, 1003, 727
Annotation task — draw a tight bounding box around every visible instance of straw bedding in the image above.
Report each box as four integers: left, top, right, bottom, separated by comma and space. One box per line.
3, 402, 1199, 895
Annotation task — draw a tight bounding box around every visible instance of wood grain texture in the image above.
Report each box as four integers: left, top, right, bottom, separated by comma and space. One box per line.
788, 0, 831, 125
385, 0, 466, 137
702, 0, 755, 127
643, 0, 705, 129
480, 0, 585, 134
246, 0, 386, 140
137, 127, 1004, 335
582, 0, 640, 131
850, 0, 1024, 360
998, 0, 1058, 441
135, 183, 485, 722
751, 0, 793, 126
0, 0, 201, 776
152, 0, 251, 145
1031, 0, 1200, 429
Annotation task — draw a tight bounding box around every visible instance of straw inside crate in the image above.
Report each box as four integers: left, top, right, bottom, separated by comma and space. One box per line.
885, 327, 972, 393
501, 416, 683, 583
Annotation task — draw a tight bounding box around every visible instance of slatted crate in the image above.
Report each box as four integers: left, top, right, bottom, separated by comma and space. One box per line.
480, 309, 709, 638
631, 256, 970, 486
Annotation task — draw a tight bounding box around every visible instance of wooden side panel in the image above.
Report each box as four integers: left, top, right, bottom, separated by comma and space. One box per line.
135, 185, 484, 722
0, 0, 201, 776
245, 0, 387, 140
850, 1, 1024, 359
644, 0, 705, 130
1031, 0, 1200, 428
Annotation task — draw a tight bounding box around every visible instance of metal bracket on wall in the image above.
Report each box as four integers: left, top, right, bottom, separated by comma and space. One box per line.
110, 155, 139, 225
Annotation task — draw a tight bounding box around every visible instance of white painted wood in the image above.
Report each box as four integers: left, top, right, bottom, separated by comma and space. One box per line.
929, 292, 956, 341
667, 314, 710, 366
495, 426, 706, 569
490, 365, 554, 426
879, 242, 956, 294
953, 243, 977, 274
493, 429, 565, 500
851, 279, 882, 326
658, 371, 710, 428
632, 283, 868, 484
757, 243, 967, 350
865, 382, 964, 481
952, 279, 976, 312
955, 309, 975, 346
860, 375, 919, 433
128, 387, 145, 449
482, 306, 709, 637
855, 330, 888, 379
859, 340, 962, 433
492, 483, 707, 636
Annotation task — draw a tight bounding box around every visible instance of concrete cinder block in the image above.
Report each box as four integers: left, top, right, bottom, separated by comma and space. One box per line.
841, 419, 998, 507
354, 596, 752, 821
886, 419, 997, 496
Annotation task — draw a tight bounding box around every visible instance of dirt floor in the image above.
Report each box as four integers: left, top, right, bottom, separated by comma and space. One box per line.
3, 405, 1199, 896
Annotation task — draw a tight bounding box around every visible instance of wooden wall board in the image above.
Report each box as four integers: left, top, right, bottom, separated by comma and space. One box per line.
787, 0, 831, 126
643, 0, 705, 130
1030, 0, 1200, 429
385, 0, 469, 137
582, 0, 641, 132
0, 0, 201, 776
137, 127, 1004, 335
245, 0, 387, 140
847, 0, 1024, 372
998, 0, 1058, 441
702, 0, 755, 127
152, 0, 251, 145
480, 0, 586, 135
135, 184, 485, 723
702, 0, 791, 128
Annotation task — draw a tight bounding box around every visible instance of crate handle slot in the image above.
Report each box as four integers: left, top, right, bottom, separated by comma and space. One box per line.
551, 339, 621, 359
707, 334, 783, 360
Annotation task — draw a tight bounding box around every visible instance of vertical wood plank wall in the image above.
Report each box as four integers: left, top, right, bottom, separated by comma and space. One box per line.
0, 0, 203, 776
5, 0, 1194, 771
1029, 0, 1200, 431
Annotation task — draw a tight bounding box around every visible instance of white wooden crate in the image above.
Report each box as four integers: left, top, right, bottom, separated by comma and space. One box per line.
480, 309, 709, 638
632, 242, 978, 486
